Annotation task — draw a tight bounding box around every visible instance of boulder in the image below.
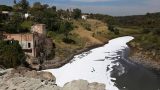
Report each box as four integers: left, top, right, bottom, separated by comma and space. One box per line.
62, 80, 106, 90
89, 82, 106, 90
62, 80, 89, 90
38, 71, 56, 82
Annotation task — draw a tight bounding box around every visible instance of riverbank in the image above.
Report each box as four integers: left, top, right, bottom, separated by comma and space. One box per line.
128, 41, 160, 71
129, 46, 160, 70
40, 19, 110, 70
106, 26, 160, 71
41, 41, 108, 69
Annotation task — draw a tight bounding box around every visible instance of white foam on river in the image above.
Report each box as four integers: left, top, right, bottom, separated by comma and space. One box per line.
44, 36, 134, 90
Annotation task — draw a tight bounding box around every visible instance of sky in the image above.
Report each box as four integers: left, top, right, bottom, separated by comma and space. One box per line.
0, 0, 160, 16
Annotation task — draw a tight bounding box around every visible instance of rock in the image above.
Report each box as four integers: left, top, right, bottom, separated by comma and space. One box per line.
0, 68, 59, 90
2, 77, 59, 90
10, 67, 56, 83
25, 70, 38, 78
62, 80, 106, 90
89, 82, 106, 90
62, 80, 89, 90
0, 68, 106, 90
38, 71, 56, 82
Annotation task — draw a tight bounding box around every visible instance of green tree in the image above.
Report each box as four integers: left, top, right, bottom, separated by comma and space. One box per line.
4, 12, 23, 33
60, 21, 73, 38
13, 0, 29, 12
72, 8, 81, 19
19, 0, 29, 13
14, 0, 17, 5
51, 6, 56, 11
0, 32, 3, 40
108, 25, 115, 32
0, 5, 12, 11
32, 2, 43, 10
30, 2, 58, 31
0, 40, 25, 68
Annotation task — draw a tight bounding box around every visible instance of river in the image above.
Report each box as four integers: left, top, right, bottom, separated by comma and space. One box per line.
45, 36, 160, 90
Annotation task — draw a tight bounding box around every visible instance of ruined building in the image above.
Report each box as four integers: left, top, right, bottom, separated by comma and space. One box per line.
4, 24, 53, 58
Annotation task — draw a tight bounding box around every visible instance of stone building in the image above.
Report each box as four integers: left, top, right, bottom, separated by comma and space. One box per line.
4, 24, 53, 58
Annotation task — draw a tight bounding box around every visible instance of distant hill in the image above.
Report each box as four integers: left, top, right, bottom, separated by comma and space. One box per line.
115, 12, 160, 28
88, 12, 160, 28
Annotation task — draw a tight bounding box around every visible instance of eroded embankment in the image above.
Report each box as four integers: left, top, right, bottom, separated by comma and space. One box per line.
129, 42, 160, 70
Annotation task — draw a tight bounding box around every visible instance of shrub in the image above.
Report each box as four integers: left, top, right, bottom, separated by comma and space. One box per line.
0, 40, 25, 68
108, 25, 119, 35
81, 22, 91, 31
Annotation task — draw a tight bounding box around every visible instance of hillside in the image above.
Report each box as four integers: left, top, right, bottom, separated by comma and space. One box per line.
115, 12, 160, 28
42, 19, 110, 69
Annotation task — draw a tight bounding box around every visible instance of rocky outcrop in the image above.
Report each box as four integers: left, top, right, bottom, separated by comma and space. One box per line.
0, 68, 106, 90
0, 67, 58, 90
62, 80, 105, 90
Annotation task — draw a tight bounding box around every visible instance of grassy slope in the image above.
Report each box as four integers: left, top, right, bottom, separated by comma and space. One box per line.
53, 19, 144, 61
45, 19, 110, 68
57, 19, 109, 59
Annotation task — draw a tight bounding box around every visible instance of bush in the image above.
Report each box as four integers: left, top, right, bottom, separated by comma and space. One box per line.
63, 38, 76, 44
108, 25, 115, 32
81, 22, 91, 31
108, 25, 119, 35
0, 40, 25, 68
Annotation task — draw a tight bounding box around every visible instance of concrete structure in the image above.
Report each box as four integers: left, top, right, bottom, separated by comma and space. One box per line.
4, 24, 53, 58
4, 33, 40, 57
31, 24, 46, 35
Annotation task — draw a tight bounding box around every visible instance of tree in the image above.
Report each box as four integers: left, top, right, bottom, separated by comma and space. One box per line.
43, 4, 49, 9
14, 0, 29, 13
59, 21, 73, 38
108, 25, 115, 32
20, 0, 29, 11
0, 5, 12, 11
14, 0, 17, 5
51, 6, 56, 11
13, 0, 29, 12
32, 2, 43, 10
72, 8, 81, 19
3, 12, 27, 33
0, 32, 3, 40
0, 40, 25, 68
108, 25, 119, 35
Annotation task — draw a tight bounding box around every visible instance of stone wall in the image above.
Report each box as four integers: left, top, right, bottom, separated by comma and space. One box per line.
31, 24, 46, 35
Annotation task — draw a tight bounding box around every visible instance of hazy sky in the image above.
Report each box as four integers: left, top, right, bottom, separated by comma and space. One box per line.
1, 0, 160, 16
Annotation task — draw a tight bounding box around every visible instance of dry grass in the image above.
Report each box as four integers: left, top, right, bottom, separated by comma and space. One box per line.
53, 19, 110, 61
71, 19, 109, 45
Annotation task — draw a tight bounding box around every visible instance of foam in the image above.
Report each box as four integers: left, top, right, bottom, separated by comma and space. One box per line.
44, 36, 134, 90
